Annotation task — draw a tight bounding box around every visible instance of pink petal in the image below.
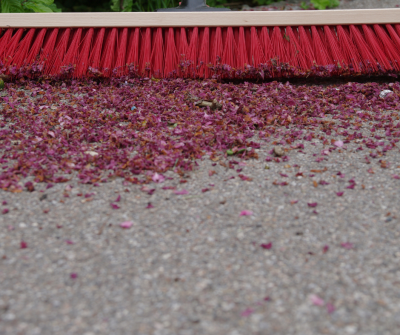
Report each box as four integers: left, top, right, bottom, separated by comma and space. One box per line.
110, 203, 120, 209
310, 294, 325, 306
20, 241, 28, 249
323, 245, 329, 253
70, 273, 78, 279
146, 202, 154, 209
241, 308, 254, 317
120, 221, 133, 229
336, 192, 344, 196
240, 210, 253, 216
152, 172, 165, 183
341, 242, 354, 249
115, 195, 121, 202
326, 303, 335, 314
174, 189, 188, 195
334, 140, 343, 148
65, 240, 74, 245
260, 242, 272, 249
392, 175, 400, 179
308, 202, 318, 207
2, 208, 9, 214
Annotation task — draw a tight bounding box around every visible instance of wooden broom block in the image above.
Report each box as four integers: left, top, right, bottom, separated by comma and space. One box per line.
0, 9, 399, 28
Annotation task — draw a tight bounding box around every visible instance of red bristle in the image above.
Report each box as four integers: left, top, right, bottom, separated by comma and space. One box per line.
126, 28, 140, 71
197, 27, 210, 78
298, 26, 315, 68
283, 26, 299, 67
75, 28, 94, 78
350, 25, 381, 72
385, 24, 400, 51
24, 28, 47, 68
395, 24, 400, 39
114, 28, 128, 76
139, 27, 152, 76
187, 27, 199, 78
234, 27, 239, 47
178, 27, 188, 59
360, 24, 391, 71
249, 27, 265, 67
372, 24, 400, 71
259, 27, 273, 63
177, 28, 188, 76
236, 27, 248, 70
11, 28, 36, 68
221, 27, 236, 71
62, 28, 83, 74
100, 28, 118, 77
245, 27, 252, 61
47, 28, 71, 75
40, 28, 59, 72
270, 26, 289, 65
210, 27, 223, 66
324, 26, 346, 69
174, 28, 180, 55
285, 27, 308, 70
164, 27, 178, 78
4, 29, 24, 64
0, 29, 13, 60
222, 27, 228, 47
151, 27, 164, 78
88, 28, 105, 73
336, 25, 362, 73
310, 26, 332, 66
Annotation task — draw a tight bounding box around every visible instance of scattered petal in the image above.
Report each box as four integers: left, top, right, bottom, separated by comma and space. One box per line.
20, 241, 28, 249
310, 294, 325, 306
326, 303, 335, 314
240, 210, 253, 216
336, 192, 344, 196
260, 242, 272, 249
308, 202, 318, 207
174, 189, 188, 195
70, 273, 78, 279
341, 242, 354, 249
241, 308, 254, 317
146, 202, 154, 209
120, 221, 133, 229
334, 140, 343, 148
152, 172, 165, 183
110, 203, 120, 209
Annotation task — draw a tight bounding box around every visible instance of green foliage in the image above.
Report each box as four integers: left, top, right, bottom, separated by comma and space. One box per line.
1, 0, 61, 12
54, 0, 110, 12
253, 0, 278, 6
310, 0, 339, 10
300, 1, 309, 9
111, 0, 235, 12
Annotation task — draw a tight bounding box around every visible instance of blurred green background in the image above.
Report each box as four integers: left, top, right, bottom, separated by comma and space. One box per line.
54, 0, 273, 12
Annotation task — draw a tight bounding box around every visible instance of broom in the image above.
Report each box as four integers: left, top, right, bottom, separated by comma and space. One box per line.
0, 0, 400, 80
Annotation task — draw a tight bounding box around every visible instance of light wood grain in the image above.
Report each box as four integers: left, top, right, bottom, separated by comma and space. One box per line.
0, 9, 399, 28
